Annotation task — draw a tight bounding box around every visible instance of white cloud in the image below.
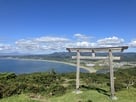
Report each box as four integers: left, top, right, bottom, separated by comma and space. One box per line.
74, 34, 84, 38
0, 44, 12, 51
72, 33, 96, 48
0, 43, 15, 53
75, 41, 96, 47
64, 41, 96, 48
15, 36, 70, 53
15, 39, 39, 50
0, 35, 133, 54
76, 41, 89, 47
34, 36, 69, 42
129, 40, 136, 47
97, 36, 124, 47
74, 33, 90, 41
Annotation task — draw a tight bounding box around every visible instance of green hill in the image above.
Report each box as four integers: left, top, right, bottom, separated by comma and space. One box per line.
1, 88, 136, 102
0, 68, 136, 102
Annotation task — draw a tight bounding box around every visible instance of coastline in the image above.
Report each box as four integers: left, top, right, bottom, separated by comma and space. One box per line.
2, 57, 96, 73
43, 60, 96, 73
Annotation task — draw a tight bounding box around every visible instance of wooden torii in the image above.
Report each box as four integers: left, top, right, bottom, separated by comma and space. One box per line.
66, 46, 128, 99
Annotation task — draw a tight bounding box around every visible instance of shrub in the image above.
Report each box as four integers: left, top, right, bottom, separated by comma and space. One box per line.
115, 82, 125, 91
47, 84, 66, 96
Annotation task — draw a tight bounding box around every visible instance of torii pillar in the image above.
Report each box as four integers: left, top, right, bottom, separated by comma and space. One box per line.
76, 50, 80, 90
109, 49, 116, 99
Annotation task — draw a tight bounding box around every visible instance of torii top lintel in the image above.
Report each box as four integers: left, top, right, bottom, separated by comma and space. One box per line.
66, 46, 128, 53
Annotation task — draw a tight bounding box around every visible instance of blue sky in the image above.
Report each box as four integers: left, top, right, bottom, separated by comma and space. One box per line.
0, 0, 136, 54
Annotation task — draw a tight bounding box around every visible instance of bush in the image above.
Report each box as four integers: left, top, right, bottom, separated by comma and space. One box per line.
47, 84, 66, 96
115, 82, 125, 91
0, 84, 4, 98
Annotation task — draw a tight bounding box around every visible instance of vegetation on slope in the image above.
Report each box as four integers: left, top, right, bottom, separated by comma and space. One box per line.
50, 88, 136, 102
0, 94, 38, 102
0, 67, 136, 102
1, 88, 136, 102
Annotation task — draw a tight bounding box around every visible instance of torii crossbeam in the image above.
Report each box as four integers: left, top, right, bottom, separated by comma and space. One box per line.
66, 46, 128, 100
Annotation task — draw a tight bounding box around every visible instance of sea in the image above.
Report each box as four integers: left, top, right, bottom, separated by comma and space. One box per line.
0, 58, 88, 74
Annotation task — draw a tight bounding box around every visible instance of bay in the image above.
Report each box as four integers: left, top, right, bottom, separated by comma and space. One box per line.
0, 58, 88, 74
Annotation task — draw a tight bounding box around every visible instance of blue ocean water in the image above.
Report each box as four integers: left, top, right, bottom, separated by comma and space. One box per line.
0, 58, 88, 74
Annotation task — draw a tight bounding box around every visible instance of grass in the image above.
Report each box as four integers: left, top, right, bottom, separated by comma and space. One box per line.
0, 94, 38, 102
50, 90, 110, 102
115, 88, 136, 102
50, 88, 136, 102
1, 88, 136, 102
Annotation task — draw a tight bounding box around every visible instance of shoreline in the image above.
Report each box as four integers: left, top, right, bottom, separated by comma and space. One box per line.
2, 57, 96, 73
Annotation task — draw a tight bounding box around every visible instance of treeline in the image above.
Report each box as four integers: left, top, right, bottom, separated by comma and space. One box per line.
0, 68, 136, 99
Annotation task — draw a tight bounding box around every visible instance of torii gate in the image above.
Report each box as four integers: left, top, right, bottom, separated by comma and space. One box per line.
66, 46, 128, 100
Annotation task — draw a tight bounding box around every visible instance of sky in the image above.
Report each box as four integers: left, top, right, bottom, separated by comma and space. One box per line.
0, 0, 136, 54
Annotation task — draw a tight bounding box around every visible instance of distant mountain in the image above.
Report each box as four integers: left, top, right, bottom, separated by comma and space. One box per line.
48, 52, 136, 61
1, 52, 136, 62
0, 52, 22, 56
118, 53, 136, 61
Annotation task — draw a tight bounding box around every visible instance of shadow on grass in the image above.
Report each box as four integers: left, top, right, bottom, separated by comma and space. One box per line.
80, 85, 110, 97
95, 88, 110, 97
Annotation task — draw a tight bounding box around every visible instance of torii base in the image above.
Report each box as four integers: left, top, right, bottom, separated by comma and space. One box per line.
111, 96, 118, 100
73, 90, 83, 94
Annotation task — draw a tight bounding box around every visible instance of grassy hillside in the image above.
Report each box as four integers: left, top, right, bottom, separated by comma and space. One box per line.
50, 88, 136, 102
1, 88, 136, 102
0, 68, 136, 102
0, 94, 38, 102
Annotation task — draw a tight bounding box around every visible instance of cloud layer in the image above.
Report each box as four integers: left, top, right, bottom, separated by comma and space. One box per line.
74, 33, 90, 41
0, 34, 135, 54
15, 37, 70, 53
129, 40, 136, 47
97, 36, 124, 47
0, 44, 13, 52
